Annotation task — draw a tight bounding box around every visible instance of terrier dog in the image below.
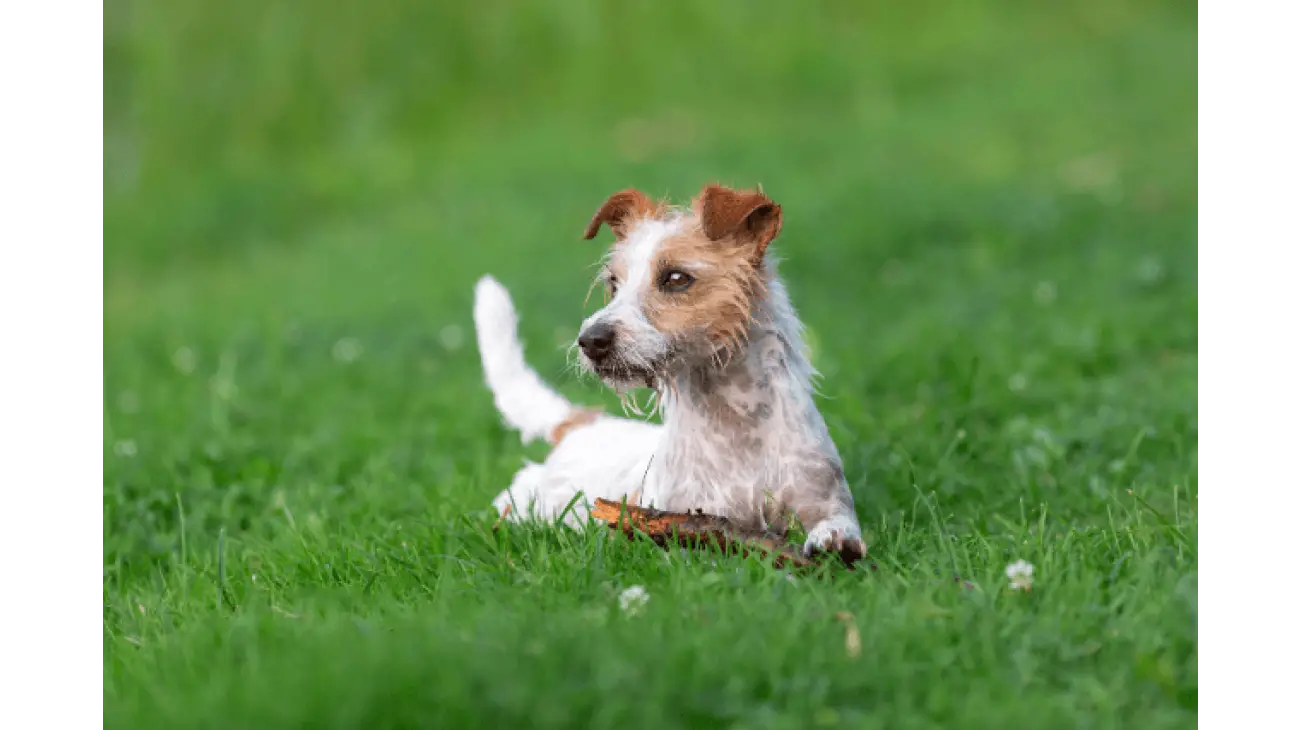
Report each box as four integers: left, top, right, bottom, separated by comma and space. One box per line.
473, 184, 865, 561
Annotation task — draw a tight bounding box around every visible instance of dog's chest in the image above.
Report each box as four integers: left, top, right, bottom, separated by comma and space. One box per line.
644, 329, 838, 523
648, 408, 834, 524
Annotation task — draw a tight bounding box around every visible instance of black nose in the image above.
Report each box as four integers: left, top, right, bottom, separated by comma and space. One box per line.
578, 322, 617, 361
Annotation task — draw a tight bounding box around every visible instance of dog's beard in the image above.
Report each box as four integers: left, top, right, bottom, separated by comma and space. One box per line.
577, 342, 672, 394
582, 334, 739, 388
586, 356, 658, 390
576, 331, 750, 418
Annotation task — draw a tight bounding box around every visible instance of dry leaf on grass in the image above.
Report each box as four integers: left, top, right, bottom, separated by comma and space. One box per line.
835, 611, 862, 659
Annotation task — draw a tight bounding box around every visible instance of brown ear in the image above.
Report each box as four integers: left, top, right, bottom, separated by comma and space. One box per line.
582, 189, 656, 240
695, 184, 783, 259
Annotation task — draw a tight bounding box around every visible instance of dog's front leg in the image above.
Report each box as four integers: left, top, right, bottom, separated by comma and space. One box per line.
785, 461, 867, 563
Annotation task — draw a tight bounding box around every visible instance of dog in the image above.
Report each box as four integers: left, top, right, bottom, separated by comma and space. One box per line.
473, 183, 865, 561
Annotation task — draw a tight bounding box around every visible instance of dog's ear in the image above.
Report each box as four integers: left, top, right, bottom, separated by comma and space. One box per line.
582, 189, 656, 240
694, 184, 783, 260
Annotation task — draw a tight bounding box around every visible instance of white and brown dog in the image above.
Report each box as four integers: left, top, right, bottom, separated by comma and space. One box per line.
473, 183, 865, 561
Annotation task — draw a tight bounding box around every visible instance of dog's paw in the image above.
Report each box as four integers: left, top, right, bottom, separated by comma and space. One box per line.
802, 516, 867, 565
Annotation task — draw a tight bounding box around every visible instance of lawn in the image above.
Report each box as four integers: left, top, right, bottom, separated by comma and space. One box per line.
103, 1, 1197, 727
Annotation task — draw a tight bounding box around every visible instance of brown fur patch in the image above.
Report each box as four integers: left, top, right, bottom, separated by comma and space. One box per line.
641, 226, 767, 362
548, 408, 602, 445
582, 189, 661, 241
693, 184, 784, 262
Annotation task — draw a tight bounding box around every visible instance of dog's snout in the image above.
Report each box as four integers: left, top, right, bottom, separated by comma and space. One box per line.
578, 322, 617, 360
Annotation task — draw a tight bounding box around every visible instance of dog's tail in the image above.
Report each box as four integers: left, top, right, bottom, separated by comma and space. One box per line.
473, 275, 577, 445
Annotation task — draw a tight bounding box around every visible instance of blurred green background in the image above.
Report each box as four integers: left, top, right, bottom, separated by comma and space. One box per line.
104, 1, 1196, 726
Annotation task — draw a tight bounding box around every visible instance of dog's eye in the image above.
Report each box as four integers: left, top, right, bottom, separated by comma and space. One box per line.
607, 278, 619, 298
659, 269, 695, 293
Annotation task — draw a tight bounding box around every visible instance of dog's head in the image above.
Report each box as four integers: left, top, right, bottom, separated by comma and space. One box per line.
575, 184, 783, 389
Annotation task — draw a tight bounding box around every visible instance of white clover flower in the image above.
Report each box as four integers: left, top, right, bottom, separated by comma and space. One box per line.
332, 337, 363, 363
438, 325, 465, 352
172, 347, 198, 374
117, 391, 139, 413
1033, 281, 1058, 306
618, 585, 649, 615
1006, 559, 1034, 592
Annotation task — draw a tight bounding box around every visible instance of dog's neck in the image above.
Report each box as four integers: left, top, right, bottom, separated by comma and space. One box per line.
667, 275, 816, 421
649, 271, 838, 513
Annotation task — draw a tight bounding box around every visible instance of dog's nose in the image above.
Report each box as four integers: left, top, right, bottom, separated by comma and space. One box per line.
578, 322, 617, 361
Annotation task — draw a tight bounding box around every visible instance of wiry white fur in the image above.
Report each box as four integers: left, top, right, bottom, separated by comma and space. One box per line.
472, 275, 573, 445
640, 273, 830, 520
476, 215, 864, 558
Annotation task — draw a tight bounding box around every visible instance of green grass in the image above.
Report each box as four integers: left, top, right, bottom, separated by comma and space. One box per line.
103, 1, 1197, 727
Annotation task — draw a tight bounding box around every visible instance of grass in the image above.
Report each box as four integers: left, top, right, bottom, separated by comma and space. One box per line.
103, 1, 1197, 727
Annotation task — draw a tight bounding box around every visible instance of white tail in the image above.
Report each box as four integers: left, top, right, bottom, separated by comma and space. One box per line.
473, 275, 574, 445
